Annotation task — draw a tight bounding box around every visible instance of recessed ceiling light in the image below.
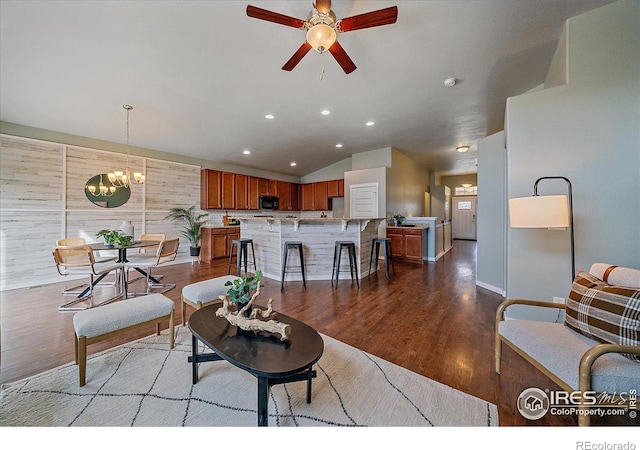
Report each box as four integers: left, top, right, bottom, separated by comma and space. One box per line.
321, 110, 331, 115
290, 162, 297, 166
265, 114, 275, 119
366, 121, 375, 126
243, 150, 251, 155
456, 145, 470, 153
444, 78, 457, 87
335, 143, 343, 148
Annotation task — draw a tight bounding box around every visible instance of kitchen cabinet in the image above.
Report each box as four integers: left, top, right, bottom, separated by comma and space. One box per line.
235, 175, 249, 210
299, 180, 341, 210
201, 170, 220, 209
290, 182, 299, 211
327, 179, 344, 198
221, 172, 235, 209
275, 181, 299, 211
277, 181, 290, 211
269, 179, 279, 196
201, 169, 222, 210
313, 181, 328, 211
200, 227, 240, 262
386, 227, 424, 263
258, 178, 270, 196
201, 169, 296, 211
248, 176, 260, 210
300, 183, 314, 211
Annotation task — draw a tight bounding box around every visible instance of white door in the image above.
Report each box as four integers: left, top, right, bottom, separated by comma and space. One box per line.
453, 197, 477, 240
350, 183, 378, 218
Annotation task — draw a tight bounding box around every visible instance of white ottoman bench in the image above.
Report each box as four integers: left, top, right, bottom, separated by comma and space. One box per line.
73, 293, 175, 386
181, 275, 240, 325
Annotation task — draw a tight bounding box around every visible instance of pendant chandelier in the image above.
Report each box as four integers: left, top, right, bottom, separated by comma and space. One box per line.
108, 104, 145, 188
86, 174, 116, 197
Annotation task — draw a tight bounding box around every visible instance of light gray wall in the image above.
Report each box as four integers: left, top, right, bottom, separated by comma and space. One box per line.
476, 131, 506, 296
300, 157, 352, 184
351, 147, 392, 170
506, 0, 640, 317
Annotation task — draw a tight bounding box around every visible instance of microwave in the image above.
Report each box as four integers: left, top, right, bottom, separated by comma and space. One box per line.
259, 195, 279, 210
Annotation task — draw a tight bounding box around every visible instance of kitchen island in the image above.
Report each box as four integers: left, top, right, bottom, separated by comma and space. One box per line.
236, 217, 385, 283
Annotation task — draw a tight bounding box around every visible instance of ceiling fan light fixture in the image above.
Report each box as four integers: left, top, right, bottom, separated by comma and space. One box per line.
306, 23, 336, 53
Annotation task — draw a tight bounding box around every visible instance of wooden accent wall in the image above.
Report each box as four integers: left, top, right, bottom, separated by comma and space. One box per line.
0, 134, 200, 291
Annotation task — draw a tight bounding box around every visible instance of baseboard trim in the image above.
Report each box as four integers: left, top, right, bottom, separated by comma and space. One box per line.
476, 280, 506, 297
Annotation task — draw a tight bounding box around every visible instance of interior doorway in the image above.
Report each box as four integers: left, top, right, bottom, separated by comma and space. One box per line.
452, 196, 477, 240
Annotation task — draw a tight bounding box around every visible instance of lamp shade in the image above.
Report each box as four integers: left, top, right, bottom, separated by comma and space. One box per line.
306, 24, 336, 53
509, 195, 569, 228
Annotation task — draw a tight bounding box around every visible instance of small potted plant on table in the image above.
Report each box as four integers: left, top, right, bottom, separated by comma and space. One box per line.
225, 270, 263, 317
96, 229, 133, 247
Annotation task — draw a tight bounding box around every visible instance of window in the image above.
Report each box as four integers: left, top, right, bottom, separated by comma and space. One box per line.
455, 186, 477, 196
457, 201, 472, 210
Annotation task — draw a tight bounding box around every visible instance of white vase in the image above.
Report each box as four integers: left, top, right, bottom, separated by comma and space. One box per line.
119, 220, 134, 238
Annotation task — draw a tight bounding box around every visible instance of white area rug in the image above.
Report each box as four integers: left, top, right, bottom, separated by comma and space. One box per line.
0, 327, 498, 426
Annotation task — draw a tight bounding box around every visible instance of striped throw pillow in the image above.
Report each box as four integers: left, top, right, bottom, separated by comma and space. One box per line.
565, 271, 640, 362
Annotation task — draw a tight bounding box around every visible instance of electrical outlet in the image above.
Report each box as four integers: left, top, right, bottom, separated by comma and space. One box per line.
553, 296, 565, 304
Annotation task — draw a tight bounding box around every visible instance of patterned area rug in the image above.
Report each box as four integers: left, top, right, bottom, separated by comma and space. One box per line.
0, 327, 498, 426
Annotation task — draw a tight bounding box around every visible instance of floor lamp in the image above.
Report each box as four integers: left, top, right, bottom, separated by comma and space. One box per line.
509, 176, 575, 281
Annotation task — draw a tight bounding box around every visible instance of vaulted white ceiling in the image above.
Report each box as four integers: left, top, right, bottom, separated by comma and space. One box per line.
0, 0, 613, 178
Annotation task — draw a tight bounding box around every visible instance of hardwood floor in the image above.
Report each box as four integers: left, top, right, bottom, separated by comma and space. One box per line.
0, 240, 633, 426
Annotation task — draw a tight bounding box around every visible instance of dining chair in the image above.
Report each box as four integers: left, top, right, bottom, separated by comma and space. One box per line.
126, 233, 167, 284
53, 244, 124, 311
55, 238, 118, 295
124, 237, 180, 296
57, 237, 118, 262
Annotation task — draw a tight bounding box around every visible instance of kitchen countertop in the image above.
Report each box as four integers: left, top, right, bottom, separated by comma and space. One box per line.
387, 224, 429, 229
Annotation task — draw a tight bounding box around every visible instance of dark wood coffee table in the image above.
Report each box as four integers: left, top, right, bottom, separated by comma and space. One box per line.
187, 305, 324, 426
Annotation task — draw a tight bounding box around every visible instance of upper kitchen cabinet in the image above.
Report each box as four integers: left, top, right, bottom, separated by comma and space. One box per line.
235, 174, 249, 210
299, 179, 344, 211
258, 177, 270, 196
221, 172, 235, 209
277, 181, 300, 211
201, 170, 298, 211
201, 169, 222, 209
300, 183, 314, 211
248, 176, 260, 210
313, 181, 328, 211
327, 179, 344, 198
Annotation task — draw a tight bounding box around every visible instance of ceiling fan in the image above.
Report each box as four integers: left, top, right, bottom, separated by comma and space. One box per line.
246, 0, 398, 74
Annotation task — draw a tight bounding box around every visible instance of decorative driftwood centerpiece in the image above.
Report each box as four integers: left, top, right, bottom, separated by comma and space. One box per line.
216, 271, 291, 341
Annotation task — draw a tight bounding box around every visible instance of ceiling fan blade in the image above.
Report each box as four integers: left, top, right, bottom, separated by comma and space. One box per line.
328, 41, 356, 74
338, 6, 398, 32
315, 0, 331, 14
246, 5, 305, 29
282, 42, 313, 71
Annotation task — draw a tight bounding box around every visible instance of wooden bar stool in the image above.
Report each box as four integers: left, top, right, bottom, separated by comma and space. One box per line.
281, 241, 306, 291
331, 241, 359, 288
227, 238, 256, 276
368, 237, 395, 279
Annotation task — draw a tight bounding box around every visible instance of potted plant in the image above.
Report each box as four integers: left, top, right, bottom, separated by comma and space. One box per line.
392, 214, 405, 226
96, 229, 133, 247
165, 206, 208, 256
225, 270, 263, 317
